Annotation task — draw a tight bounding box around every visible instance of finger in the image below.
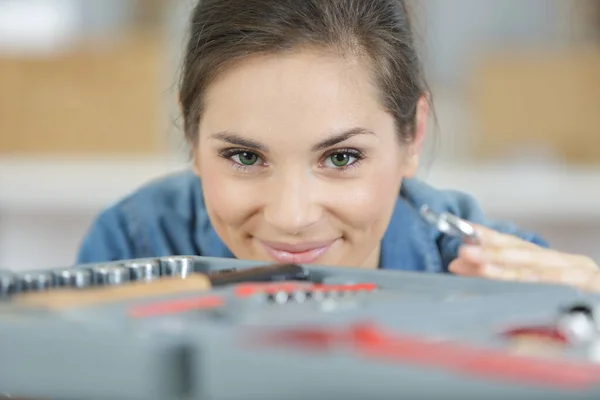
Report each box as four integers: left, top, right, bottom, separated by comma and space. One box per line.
461, 244, 598, 284
483, 262, 596, 288
459, 246, 553, 282
451, 256, 530, 282
482, 264, 539, 282
471, 224, 539, 250
583, 271, 600, 293
455, 245, 505, 278
458, 245, 487, 265
458, 243, 600, 288
448, 258, 484, 277
459, 245, 511, 269
478, 247, 597, 272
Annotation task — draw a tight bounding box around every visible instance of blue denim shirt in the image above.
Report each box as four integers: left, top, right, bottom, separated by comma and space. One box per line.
76, 170, 547, 272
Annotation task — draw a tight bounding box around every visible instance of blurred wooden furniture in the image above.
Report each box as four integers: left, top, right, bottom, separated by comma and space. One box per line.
0, 32, 166, 155
470, 49, 600, 164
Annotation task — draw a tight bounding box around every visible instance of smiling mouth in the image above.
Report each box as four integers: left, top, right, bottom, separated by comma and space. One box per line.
259, 239, 338, 264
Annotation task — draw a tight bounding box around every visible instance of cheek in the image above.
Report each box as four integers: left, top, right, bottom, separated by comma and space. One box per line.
336, 169, 402, 229
336, 147, 406, 225
198, 158, 260, 227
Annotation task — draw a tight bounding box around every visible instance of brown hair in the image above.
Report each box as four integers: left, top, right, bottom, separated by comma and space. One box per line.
179, 0, 430, 145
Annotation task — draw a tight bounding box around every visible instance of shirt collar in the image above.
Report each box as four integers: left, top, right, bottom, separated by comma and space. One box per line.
379, 194, 443, 272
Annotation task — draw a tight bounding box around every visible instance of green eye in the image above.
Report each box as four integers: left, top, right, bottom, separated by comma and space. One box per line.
329, 153, 351, 167
235, 152, 259, 166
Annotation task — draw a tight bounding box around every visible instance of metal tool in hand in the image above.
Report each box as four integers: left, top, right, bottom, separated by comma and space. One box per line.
419, 205, 481, 245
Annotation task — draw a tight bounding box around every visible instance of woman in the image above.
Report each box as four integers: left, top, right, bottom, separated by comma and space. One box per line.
77, 0, 600, 291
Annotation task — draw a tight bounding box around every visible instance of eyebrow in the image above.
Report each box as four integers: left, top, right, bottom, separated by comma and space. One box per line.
311, 127, 375, 152
210, 127, 375, 153
210, 132, 267, 152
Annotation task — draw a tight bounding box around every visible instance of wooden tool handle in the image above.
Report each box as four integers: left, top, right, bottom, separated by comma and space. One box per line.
14, 274, 212, 310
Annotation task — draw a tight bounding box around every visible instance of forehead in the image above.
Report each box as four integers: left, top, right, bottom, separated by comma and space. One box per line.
199, 50, 395, 145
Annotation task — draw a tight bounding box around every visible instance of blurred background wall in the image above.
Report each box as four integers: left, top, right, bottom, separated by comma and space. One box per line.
0, 0, 599, 270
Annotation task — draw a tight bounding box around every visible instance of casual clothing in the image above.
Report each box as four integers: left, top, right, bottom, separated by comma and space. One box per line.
76, 170, 547, 272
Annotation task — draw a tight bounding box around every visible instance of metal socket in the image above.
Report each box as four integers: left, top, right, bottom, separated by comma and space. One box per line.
55, 268, 93, 289
160, 256, 196, 278
18, 272, 55, 292
126, 260, 162, 282
93, 265, 131, 286
0, 271, 17, 297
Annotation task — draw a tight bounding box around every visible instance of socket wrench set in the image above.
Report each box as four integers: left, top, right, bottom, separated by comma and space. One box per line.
2, 255, 600, 400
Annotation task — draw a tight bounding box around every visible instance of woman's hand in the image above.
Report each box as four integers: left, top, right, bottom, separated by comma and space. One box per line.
449, 225, 600, 292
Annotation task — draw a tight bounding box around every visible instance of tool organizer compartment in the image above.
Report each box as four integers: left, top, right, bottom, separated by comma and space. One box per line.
1, 256, 600, 400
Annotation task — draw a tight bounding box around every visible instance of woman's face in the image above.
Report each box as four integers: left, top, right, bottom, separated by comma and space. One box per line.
194, 49, 427, 268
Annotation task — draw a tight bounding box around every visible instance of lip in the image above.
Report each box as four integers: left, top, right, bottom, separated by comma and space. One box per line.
259, 239, 337, 264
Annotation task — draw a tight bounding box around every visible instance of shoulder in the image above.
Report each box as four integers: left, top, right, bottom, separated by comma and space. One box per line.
76, 170, 205, 263
120, 169, 202, 209
100, 169, 202, 227
400, 178, 485, 221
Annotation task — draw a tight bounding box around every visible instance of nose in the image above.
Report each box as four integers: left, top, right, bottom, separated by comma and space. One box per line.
263, 171, 322, 235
